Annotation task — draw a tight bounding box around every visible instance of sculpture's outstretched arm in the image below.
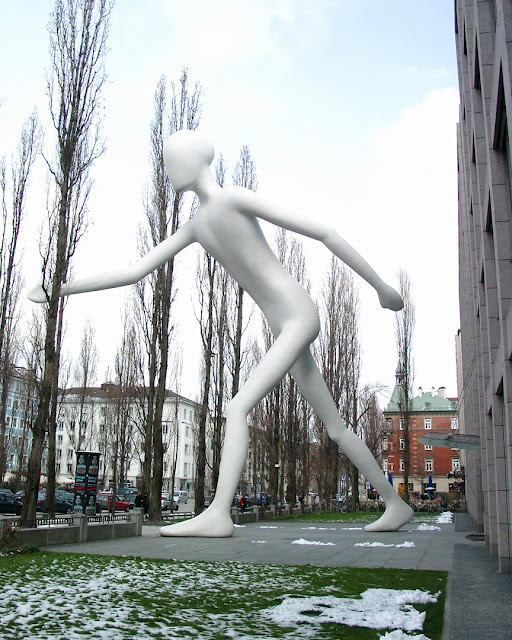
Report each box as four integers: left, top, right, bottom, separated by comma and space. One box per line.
27, 220, 196, 303
231, 186, 403, 311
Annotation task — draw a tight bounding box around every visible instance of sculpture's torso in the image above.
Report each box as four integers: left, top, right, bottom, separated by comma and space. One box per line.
192, 187, 318, 335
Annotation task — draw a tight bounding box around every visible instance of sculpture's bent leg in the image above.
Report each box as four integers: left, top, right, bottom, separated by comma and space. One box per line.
290, 350, 413, 532
160, 317, 318, 538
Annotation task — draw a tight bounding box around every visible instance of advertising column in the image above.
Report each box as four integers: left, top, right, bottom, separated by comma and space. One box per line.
74, 451, 101, 516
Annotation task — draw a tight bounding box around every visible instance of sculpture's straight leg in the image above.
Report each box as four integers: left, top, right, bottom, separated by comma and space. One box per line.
160, 317, 318, 537
290, 349, 413, 531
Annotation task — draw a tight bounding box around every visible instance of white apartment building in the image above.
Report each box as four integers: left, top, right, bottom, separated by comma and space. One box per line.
57, 383, 198, 493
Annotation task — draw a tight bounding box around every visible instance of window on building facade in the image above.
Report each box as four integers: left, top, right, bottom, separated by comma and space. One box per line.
162, 424, 168, 435
67, 463, 73, 473
184, 444, 189, 455
424, 444, 433, 451
425, 459, 433, 472
185, 426, 190, 438
67, 449, 73, 459
452, 458, 460, 472
399, 419, 405, 430
451, 417, 458, 430
57, 435, 63, 444
56, 463, 61, 473
399, 438, 405, 450
400, 458, 405, 472
382, 437, 388, 451
424, 418, 432, 429
12, 399, 18, 412
7, 397, 12, 408
56, 449, 62, 459
382, 458, 388, 472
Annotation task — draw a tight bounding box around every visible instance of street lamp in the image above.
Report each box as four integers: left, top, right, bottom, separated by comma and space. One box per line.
274, 463, 279, 507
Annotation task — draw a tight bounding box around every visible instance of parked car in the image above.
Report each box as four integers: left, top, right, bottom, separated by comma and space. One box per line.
0, 492, 22, 515
173, 491, 188, 505
36, 492, 74, 515
116, 487, 138, 499
162, 493, 179, 511
97, 492, 132, 512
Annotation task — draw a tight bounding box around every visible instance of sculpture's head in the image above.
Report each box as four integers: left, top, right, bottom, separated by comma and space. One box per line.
164, 129, 215, 192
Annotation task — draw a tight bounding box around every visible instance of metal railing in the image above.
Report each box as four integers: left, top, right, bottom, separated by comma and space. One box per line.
11, 516, 74, 529
161, 511, 194, 521
87, 514, 131, 524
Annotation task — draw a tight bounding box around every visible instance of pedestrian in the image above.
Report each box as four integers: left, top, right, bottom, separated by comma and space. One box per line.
143, 492, 149, 520
239, 494, 247, 512
134, 491, 143, 509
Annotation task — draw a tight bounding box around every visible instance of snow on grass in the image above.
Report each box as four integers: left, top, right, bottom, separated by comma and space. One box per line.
300, 526, 337, 530
258, 525, 278, 528
355, 542, 415, 549
380, 631, 430, 639
435, 512, 453, 524
265, 588, 439, 634
0, 553, 445, 639
292, 538, 336, 546
251, 540, 267, 544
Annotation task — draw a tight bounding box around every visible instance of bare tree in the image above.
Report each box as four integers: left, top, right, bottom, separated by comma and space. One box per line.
23, 0, 112, 519
230, 145, 258, 398
0, 112, 40, 482
68, 318, 98, 452
135, 69, 202, 521
313, 257, 350, 502
394, 269, 415, 504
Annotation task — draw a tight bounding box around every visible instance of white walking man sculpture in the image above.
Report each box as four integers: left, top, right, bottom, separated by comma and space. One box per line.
29, 130, 414, 535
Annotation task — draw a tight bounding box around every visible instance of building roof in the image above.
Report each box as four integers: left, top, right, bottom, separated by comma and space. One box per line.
62, 383, 198, 406
385, 388, 458, 414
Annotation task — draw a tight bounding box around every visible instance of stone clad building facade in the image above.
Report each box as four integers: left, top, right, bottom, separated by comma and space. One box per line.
456, 0, 512, 572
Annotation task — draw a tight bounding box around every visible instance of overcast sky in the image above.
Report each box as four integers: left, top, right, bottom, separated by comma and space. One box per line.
0, 1, 460, 404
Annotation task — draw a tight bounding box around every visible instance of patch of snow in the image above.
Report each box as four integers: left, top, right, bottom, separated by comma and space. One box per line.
355, 541, 415, 548
251, 540, 267, 544
258, 525, 278, 529
416, 523, 441, 531
436, 512, 453, 524
292, 538, 336, 546
380, 631, 431, 639
233, 524, 245, 527
264, 588, 439, 633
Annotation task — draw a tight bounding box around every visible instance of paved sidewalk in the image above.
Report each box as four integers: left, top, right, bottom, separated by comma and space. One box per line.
42, 514, 512, 639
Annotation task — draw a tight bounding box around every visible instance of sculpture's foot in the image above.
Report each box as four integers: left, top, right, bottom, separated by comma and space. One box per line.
364, 499, 414, 532
159, 505, 234, 538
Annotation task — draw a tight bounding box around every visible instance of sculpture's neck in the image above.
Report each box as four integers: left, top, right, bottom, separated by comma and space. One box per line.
190, 167, 221, 202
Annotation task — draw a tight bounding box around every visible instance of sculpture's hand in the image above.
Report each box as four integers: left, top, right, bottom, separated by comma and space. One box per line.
378, 284, 404, 311
27, 283, 46, 304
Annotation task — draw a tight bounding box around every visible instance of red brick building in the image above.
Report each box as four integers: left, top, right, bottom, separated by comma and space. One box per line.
383, 371, 460, 501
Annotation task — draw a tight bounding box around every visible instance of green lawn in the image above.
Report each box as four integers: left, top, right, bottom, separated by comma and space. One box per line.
0, 552, 446, 639
274, 510, 446, 525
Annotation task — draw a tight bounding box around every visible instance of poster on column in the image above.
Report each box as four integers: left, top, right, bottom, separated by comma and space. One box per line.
74, 451, 101, 516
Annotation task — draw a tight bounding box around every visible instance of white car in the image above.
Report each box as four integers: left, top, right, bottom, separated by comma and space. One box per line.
173, 491, 188, 505
161, 493, 178, 511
